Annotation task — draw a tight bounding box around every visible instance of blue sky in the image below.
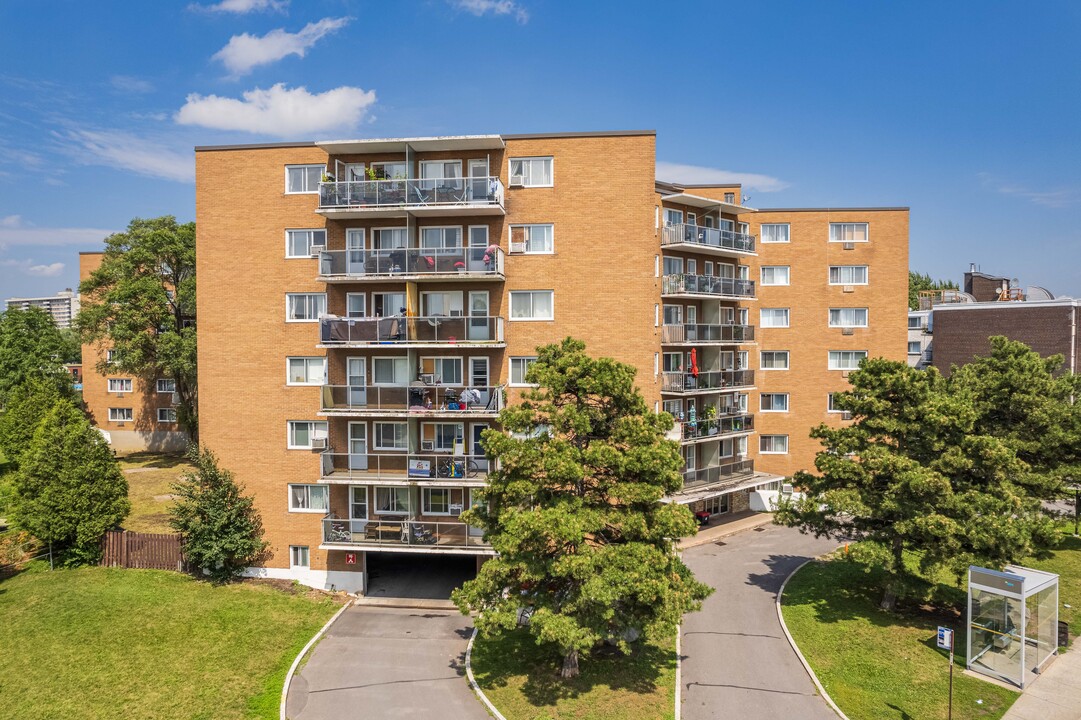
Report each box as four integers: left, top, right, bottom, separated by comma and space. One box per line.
1, 0, 1079, 301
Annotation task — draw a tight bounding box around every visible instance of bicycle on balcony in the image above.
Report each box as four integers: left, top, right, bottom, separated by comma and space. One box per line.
436, 456, 481, 478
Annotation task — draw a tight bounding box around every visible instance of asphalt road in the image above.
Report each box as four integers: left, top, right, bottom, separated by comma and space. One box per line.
681, 524, 840, 720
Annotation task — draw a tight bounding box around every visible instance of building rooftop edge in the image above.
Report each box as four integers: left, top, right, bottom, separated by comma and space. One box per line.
748, 207, 910, 212
933, 298, 1080, 310
500, 129, 655, 140
195, 141, 319, 152
194, 130, 656, 153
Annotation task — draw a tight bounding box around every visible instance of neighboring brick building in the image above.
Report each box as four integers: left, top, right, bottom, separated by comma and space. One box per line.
194, 132, 909, 592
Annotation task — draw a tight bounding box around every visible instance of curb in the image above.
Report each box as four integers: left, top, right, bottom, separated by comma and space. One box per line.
465, 626, 509, 720
674, 623, 682, 719
280, 598, 354, 720
776, 559, 850, 720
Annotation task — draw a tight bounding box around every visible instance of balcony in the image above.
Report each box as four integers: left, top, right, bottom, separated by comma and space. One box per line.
317, 177, 505, 218
662, 274, 755, 300
661, 223, 756, 257
322, 517, 491, 552
320, 384, 503, 417
661, 323, 755, 345
317, 247, 505, 282
682, 459, 756, 491
677, 413, 755, 444
320, 451, 491, 484
661, 369, 754, 394
319, 315, 505, 348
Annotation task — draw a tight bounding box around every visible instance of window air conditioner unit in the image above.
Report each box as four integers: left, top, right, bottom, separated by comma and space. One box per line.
842, 242, 856, 250
842, 285, 855, 293
781, 483, 794, 495
841, 327, 855, 336
309, 244, 326, 256
170, 392, 180, 406
510, 241, 526, 254
310, 437, 327, 451
421, 440, 435, 451
840, 411, 853, 420
509, 175, 526, 187
841, 371, 851, 379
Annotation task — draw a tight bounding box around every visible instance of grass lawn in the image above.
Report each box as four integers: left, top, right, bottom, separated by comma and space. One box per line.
470, 629, 676, 720
1026, 531, 1081, 636
0, 564, 345, 720
117, 452, 194, 534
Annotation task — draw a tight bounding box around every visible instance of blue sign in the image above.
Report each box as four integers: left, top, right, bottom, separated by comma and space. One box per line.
937, 626, 953, 650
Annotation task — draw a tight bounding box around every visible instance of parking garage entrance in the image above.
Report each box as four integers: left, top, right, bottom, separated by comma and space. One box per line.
364, 551, 480, 600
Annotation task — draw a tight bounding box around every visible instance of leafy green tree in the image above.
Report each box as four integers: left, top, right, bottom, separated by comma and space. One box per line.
909, 270, 958, 310
0, 305, 71, 404
57, 327, 82, 365
777, 358, 1057, 610
0, 377, 73, 518
79, 216, 197, 440
452, 338, 711, 678
10, 399, 130, 564
170, 447, 268, 583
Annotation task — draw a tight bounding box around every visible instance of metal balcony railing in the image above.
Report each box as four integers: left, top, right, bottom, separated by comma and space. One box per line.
678, 413, 755, 441
320, 315, 504, 345
322, 517, 489, 549
662, 274, 756, 299
660, 324, 755, 344
320, 451, 491, 482
319, 177, 504, 210
662, 223, 756, 254
661, 369, 754, 393
317, 246, 504, 279
682, 459, 756, 490
320, 385, 503, 414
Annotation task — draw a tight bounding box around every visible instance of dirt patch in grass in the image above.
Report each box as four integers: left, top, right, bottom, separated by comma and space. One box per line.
118, 453, 193, 534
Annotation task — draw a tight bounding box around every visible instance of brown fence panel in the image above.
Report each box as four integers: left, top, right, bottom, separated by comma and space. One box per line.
100, 531, 188, 572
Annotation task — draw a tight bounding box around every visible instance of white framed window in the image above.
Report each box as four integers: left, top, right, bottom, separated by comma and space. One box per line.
760, 266, 790, 286
420, 356, 463, 385
370, 161, 406, 179
422, 488, 452, 515
760, 308, 790, 328
286, 229, 327, 258
422, 422, 464, 452
420, 160, 462, 188
157, 407, 177, 423
286, 293, 326, 322
285, 165, 323, 194
663, 352, 683, 373
289, 484, 329, 513
908, 316, 924, 330
420, 226, 463, 249
287, 420, 328, 449
108, 408, 133, 422
662, 256, 683, 276
908, 341, 922, 355
508, 157, 553, 187
663, 208, 683, 226
760, 435, 789, 454
829, 265, 869, 285
509, 290, 554, 321
372, 357, 408, 385
829, 308, 869, 328
289, 545, 310, 568
510, 224, 554, 253
351, 486, 368, 519
373, 422, 408, 451
827, 393, 841, 412
760, 351, 790, 370
510, 357, 538, 386
760, 223, 790, 243
287, 357, 326, 386
346, 293, 366, 318
106, 349, 120, 364
375, 486, 410, 515
373, 228, 407, 249
687, 259, 697, 275
156, 378, 176, 393
828, 350, 868, 370
108, 378, 133, 393
829, 223, 869, 243
760, 393, 789, 412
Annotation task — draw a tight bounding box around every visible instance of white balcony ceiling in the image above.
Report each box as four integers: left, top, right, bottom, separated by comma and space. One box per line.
317, 135, 505, 155
661, 192, 757, 215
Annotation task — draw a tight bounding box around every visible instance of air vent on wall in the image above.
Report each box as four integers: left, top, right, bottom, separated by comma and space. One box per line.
843, 285, 855, 293
842, 242, 855, 250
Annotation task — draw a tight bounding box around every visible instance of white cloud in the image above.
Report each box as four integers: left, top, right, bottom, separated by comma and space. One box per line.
176, 83, 376, 137
189, 0, 288, 13
1, 215, 24, 228
977, 172, 1079, 209
0, 227, 112, 248
0, 258, 66, 278
111, 75, 155, 93
54, 128, 194, 183
213, 17, 351, 76
656, 161, 790, 193
451, 0, 529, 23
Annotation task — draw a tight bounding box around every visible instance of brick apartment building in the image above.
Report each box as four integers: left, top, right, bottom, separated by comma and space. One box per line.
192, 131, 908, 592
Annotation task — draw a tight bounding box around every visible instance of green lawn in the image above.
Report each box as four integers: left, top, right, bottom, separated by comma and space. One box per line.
1026, 531, 1081, 636
117, 452, 194, 534
0, 564, 344, 720
470, 629, 676, 720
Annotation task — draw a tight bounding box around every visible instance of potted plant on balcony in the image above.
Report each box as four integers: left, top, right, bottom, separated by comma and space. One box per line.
454, 261, 466, 274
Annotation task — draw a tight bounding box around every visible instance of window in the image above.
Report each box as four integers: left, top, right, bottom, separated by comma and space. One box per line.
760, 393, 789, 412
828, 350, 868, 370
828, 393, 841, 412
286, 293, 326, 322
375, 487, 410, 515
422, 422, 464, 452
350, 486, 368, 519
156, 378, 176, 393
370, 161, 406, 179
908, 316, 924, 329
287, 421, 328, 449
108, 378, 133, 393
829, 308, 869, 328
760, 435, 789, 454
760, 224, 790, 243
289, 546, 310, 568
509, 290, 553, 320
109, 408, 133, 422
421, 291, 463, 317
687, 259, 697, 275
286, 165, 323, 194
510, 224, 554, 253
760, 351, 790, 370
372, 292, 406, 317
420, 160, 461, 188
420, 357, 463, 385
760, 308, 790, 328
509, 157, 553, 187
374, 422, 408, 451
829, 223, 869, 243
724, 192, 736, 204
420, 226, 463, 249
287, 357, 325, 386
423, 488, 451, 515
286, 229, 327, 258
510, 357, 538, 386
372, 357, 408, 385
662, 256, 684, 276
829, 265, 868, 285
346, 293, 366, 318
157, 407, 177, 423
373, 228, 407, 249
908, 341, 922, 355
760, 266, 790, 286
663, 208, 683, 226
289, 484, 329, 512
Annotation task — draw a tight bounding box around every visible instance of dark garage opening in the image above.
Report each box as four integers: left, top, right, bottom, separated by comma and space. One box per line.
365, 552, 479, 600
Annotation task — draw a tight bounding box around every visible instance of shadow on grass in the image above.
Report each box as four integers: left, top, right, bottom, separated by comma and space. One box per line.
119, 452, 189, 470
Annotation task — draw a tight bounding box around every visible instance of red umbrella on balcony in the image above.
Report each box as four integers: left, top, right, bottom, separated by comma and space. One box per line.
690, 348, 699, 377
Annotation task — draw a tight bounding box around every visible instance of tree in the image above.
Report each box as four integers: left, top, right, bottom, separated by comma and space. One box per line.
79, 216, 197, 440
10, 399, 130, 564
0, 377, 74, 518
452, 338, 712, 678
170, 446, 268, 583
776, 358, 1057, 610
0, 305, 71, 404
57, 327, 82, 365
908, 270, 958, 310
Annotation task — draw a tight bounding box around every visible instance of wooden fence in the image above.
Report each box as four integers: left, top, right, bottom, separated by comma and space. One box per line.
100, 531, 188, 571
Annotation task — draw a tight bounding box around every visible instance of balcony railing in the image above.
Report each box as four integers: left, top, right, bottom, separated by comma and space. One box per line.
662, 274, 756, 299
319, 177, 504, 211
661, 369, 754, 393
662, 223, 756, 254
320, 384, 503, 414
322, 517, 489, 549
660, 324, 755, 344
320, 451, 491, 482
682, 459, 756, 490
320, 315, 505, 346
678, 413, 755, 441
317, 247, 504, 280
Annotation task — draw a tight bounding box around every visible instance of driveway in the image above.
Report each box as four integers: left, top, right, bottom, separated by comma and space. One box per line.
681, 524, 840, 719
285, 606, 488, 720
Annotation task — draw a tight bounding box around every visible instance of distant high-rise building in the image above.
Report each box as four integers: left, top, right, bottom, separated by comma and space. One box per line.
4, 288, 80, 328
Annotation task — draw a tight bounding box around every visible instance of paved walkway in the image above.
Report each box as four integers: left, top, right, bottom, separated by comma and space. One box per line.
1001, 649, 1081, 720
681, 524, 840, 719
285, 606, 488, 720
